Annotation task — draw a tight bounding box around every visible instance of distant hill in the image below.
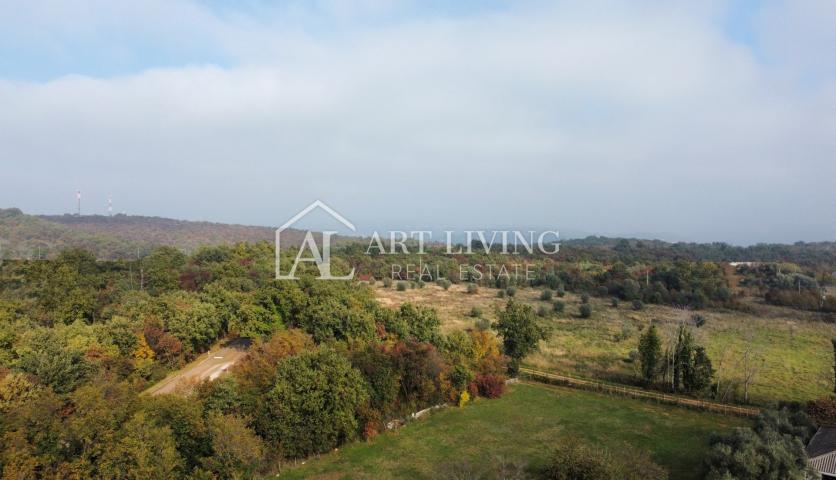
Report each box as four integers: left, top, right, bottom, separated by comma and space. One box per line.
1, 208, 833, 267
0, 208, 309, 260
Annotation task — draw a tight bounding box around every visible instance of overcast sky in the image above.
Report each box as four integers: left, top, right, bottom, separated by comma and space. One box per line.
0, 0, 834, 245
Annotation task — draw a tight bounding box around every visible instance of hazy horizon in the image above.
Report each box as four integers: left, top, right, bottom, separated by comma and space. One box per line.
3, 204, 831, 247
1, 1, 834, 245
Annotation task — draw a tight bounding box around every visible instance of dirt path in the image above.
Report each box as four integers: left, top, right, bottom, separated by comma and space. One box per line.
144, 338, 251, 396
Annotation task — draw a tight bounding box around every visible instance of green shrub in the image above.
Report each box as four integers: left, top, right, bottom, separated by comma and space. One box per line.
579, 304, 592, 318
396, 282, 408, 291
581, 293, 590, 304
540, 289, 553, 301
632, 299, 644, 311
506, 287, 517, 297
466, 283, 479, 294
543, 440, 667, 480
382, 277, 393, 288
474, 317, 491, 331
611, 298, 619, 307
537, 305, 549, 317
496, 289, 506, 298
597, 286, 609, 297
693, 313, 706, 327
553, 301, 565, 313
470, 307, 483, 318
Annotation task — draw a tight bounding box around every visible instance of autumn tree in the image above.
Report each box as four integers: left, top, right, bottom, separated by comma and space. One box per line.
493, 300, 548, 375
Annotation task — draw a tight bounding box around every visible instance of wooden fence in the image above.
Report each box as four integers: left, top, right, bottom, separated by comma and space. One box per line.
519, 367, 760, 418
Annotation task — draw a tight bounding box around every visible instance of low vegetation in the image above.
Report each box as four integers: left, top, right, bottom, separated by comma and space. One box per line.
281, 382, 747, 480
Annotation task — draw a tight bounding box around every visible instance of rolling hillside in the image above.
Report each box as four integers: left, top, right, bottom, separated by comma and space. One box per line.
0, 208, 309, 259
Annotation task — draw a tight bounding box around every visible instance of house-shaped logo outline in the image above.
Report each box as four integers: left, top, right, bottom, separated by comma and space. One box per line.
275, 200, 356, 280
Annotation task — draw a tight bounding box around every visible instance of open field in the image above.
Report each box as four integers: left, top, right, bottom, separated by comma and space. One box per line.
375, 283, 836, 404
279, 382, 747, 480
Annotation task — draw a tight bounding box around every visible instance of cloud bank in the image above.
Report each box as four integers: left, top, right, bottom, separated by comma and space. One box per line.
0, 0, 834, 244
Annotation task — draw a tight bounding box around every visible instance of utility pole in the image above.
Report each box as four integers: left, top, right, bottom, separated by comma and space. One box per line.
76, 190, 81, 216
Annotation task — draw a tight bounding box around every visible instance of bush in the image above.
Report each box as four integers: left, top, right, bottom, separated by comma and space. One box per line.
597, 286, 609, 297
437, 279, 452, 290
611, 298, 619, 307
382, 277, 393, 288
627, 350, 639, 363
632, 299, 644, 311
469, 307, 483, 318
553, 301, 565, 313
556, 289, 565, 298
396, 282, 408, 291
466, 283, 479, 294
580, 293, 590, 304
537, 305, 549, 317
543, 440, 668, 480
579, 304, 592, 318
615, 321, 634, 342
506, 287, 517, 297
540, 289, 554, 301
475, 374, 505, 399
496, 289, 506, 298
692, 313, 706, 327
474, 317, 491, 331
417, 280, 425, 288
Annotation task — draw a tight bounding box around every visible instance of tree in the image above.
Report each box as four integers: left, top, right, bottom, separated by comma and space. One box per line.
259, 348, 369, 458
14, 328, 91, 393
493, 300, 548, 375
142, 246, 187, 295
0, 372, 42, 413
638, 325, 662, 384
99, 412, 184, 480
740, 333, 765, 403
232, 328, 312, 395
350, 344, 400, 417
704, 410, 817, 480
672, 325, 694, 393
141, 395, 210, 472
160, 291, 222, 354
398, 303, 442, 345
685, 346, 714, 393
202, 413, 265, 480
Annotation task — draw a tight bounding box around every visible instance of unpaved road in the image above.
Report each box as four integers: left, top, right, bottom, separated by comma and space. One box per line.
145, 338, 251, 396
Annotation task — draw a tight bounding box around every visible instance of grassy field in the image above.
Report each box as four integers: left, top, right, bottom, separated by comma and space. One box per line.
375, 283, 836, 404
279, 382, 746, 480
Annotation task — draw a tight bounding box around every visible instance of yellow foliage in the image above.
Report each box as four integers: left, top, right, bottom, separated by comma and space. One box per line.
133, 334, 155, 361
458, 390, 470, 407
470, 330, 500, 363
